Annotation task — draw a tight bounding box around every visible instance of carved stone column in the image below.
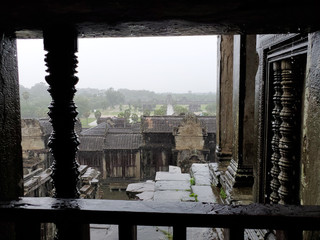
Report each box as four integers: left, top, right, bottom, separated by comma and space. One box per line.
269, 62, 282, 204
44, 24, 89, 240
44, 25, 80, 198
215, 35, 234, 175
220, 35, 257, 204
278, 59, 298, 205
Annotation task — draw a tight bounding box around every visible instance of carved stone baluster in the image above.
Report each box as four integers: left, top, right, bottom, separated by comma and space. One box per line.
269, 62, 282, 204
44, 25, 89, 240
278, 59, 296, 205
44, 25, 80, 198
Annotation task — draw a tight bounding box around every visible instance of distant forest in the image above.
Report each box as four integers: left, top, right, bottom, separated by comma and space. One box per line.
20, 83, 216, 119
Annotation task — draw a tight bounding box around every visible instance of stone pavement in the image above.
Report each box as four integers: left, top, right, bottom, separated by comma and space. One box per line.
91, 164, 220, 239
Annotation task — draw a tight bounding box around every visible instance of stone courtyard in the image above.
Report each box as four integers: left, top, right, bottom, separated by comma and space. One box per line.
91, 163, 221, 240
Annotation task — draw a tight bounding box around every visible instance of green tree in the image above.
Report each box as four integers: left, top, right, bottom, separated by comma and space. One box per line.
118, 112, 125, 118
174, 105, 188, 115
83, 111, 91, 125
154, 105, 167, 116
131, 113, 139, 123
94, 110, 101, 121
124, 109, 131, 123
22, 91, 30, 102
74, 96, 90, 118
143, 109, 151, 116
205, 103, 216, 115
105, 88, 125, 109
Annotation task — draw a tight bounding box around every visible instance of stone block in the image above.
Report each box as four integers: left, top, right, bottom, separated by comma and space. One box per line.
169, 165, 181, 174
191, 164, 212, 186
153, 190, 193, 202
155, 172, 190, 182
136, 191, 154, 201
191, 185, 217, 203
155, 180, 190, 191
126, 181, 155, 194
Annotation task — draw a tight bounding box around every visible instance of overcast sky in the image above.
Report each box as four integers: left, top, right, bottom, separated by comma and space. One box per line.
17, 35, 217, 93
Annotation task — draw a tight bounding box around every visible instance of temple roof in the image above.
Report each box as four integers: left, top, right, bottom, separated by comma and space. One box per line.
81, 122, 107, 137
79, 136, 104, 151
104, 133, 142, 150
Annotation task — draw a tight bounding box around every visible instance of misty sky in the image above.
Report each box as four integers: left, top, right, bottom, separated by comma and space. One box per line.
17, 36, 217, 93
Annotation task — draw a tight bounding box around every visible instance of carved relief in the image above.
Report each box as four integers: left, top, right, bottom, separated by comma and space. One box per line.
174, 113, 206, 151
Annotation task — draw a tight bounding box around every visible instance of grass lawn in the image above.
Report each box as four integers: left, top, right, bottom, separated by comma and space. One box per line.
80, 117, 96, 128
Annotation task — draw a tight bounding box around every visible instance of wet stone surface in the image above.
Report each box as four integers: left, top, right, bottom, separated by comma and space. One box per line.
191, 185, 217, 203
123, 164, 219, 239
153, 190, 194, 202
155, 180, 190, 191
191, 163, 212, 186
155, 172, 190, 181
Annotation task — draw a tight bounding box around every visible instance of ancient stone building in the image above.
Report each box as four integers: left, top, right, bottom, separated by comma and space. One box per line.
21, 118, 100, 199
141, 114, 216, 176
0, 1, 319, 239
21, 119, 53, 174
78, 114, 216, 185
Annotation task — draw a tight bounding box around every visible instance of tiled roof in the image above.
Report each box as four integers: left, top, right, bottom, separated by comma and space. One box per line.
141, 116, 216, 133
104, 133, 142, 150
79, 136, 104, 151
141, 116, 182, 133
106, 124, 141, 134
198, 117, 216, 133
81, 122, 107, 136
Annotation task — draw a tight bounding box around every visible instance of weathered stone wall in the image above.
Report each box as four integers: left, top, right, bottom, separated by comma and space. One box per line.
141, 147, 171, 180
0, 33, 23, 200
78, 151, 104, 178
21, 119, 52, 174
300, 32, 320, 207
21, 119, 46, 150
175, 117, 204, 151
105, 150, 141, 179
0, 32, 23, 240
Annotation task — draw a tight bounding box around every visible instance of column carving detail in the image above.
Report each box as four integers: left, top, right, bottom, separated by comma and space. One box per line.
44, 26, 80, 199
278, 59, 296, 205
269, 62, 282, 204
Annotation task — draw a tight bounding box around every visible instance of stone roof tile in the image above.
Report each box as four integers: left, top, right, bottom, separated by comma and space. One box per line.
104, 133, 142, 150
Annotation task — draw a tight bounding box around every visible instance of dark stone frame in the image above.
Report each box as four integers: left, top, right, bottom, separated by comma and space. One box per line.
254, 34, 308, 203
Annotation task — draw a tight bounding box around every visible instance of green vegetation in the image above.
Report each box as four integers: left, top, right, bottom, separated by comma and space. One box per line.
154, 105, 167, 116
189, 192, 198, 202
173, 105, 189, 115
190, 177, 195, 185
19, 84, 216, 123
156, 227, 173, 240
80, 118, 95, 128
220, 188, 227, 200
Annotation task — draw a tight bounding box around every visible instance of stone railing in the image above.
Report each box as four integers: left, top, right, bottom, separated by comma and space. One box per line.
0, 197, 320, 240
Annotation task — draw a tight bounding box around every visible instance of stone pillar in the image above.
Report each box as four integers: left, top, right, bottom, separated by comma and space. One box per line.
44, 24, 89, 240
215, 35, 234, 182
0, 32, 24, 239
220, 35, 258, 204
